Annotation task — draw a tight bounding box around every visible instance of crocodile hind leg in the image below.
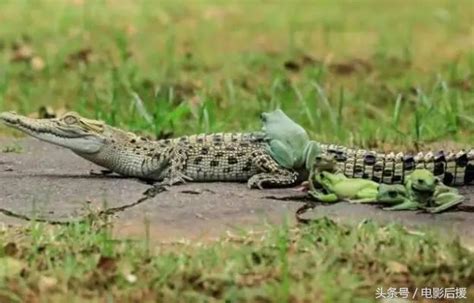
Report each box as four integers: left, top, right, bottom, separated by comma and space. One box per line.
247, 150, 299, 189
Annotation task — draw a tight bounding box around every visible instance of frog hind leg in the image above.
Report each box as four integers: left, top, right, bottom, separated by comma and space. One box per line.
427, 193, 464, 213
348, 188, 379, 204
383, 199, 420, 211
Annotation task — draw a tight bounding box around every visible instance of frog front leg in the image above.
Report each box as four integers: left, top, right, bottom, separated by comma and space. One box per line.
425, 192, 464, 213
383, 199, 420, 211
308, 190, 339, 203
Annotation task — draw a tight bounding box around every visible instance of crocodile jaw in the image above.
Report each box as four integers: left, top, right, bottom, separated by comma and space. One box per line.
0, 112, 104, 154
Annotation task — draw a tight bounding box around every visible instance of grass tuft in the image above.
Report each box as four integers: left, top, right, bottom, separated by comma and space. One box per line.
0, 218, 473, 301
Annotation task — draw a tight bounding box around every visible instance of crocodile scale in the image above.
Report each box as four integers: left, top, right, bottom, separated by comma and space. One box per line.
320, 144, 473, 186
0, 111, 472, 186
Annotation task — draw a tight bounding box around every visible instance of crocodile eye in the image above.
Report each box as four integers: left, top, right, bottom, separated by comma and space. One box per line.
63, 115, 78, 125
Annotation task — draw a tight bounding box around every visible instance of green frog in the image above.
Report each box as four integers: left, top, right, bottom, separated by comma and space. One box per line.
308, 159, 463, 213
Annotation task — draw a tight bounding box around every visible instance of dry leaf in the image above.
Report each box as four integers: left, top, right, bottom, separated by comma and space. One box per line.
11, 44, 34, 62
65, 48, 93, 67
3, 242, 18, 257
97, 255, 117, 273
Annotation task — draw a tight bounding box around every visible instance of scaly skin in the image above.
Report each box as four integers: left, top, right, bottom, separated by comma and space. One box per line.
0, 111, 299, 188
261, 109, 473, 186
318, 144, 474, 186
2, 111, 473, 188
352, 169, 463, 213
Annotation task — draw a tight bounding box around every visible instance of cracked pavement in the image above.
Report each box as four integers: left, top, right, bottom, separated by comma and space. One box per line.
1, 138, 473, 245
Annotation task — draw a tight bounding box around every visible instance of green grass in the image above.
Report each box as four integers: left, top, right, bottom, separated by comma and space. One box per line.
1, 143, 23, 153
0, 219, 473, 302
0, 0, 472, 147
0, 0, 473, 301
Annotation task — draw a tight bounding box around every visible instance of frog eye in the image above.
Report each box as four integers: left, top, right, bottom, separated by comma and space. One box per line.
434, 178, 439, 184
388, 190, 398, 198
63, 115, 78, 125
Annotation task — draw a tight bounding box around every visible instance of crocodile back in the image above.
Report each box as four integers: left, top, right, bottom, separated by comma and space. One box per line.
320, 144, 474, 186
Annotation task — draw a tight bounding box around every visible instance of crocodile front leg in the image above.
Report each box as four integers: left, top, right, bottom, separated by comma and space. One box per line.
141, 144, 193, 197
160, 145, 193, 186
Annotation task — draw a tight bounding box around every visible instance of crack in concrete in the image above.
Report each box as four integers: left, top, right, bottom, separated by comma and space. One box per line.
0, 185, 166, 225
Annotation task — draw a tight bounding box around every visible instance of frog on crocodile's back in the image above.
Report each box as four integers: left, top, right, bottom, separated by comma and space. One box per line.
260, 109, 319, 171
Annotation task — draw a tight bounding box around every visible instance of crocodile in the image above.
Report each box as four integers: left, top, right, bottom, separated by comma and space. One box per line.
318, 143, 473, 186
0, 111, 300, 189
1, 111, 473, 187
261, 109, 473, 186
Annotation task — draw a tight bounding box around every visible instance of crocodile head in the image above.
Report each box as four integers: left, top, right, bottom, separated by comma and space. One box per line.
0, 111, 107, 154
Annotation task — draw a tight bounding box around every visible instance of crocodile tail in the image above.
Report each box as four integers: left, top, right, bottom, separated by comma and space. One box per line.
319, 144, 474, 186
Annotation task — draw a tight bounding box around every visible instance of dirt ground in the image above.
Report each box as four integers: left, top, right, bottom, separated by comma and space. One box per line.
1, 138, 473, 245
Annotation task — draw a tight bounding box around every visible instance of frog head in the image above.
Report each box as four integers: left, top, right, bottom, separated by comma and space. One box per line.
406, 169, 438, 193
314, 170, 346, 190
377, 184, 408, 203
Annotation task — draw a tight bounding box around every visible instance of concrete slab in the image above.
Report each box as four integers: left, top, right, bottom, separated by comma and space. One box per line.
1, 138, 473, 244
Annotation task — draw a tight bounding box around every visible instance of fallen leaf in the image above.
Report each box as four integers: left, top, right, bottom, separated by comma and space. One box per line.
283, 60, 300, 72
329, 58, 372, 75
65, 48, 93, 67
10, 43, 34, 62
3, 242, 18, 257
329, 62, 355, 75
97, 255, 117, 273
